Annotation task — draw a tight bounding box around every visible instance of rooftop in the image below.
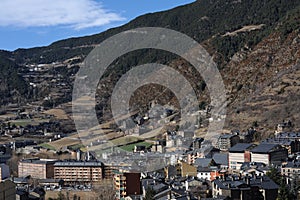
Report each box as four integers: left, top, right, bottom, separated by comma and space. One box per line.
262, 138, 294, 146
240, 162, 267, 170
213, 175, 278, 190
250, 143, 280, 153
20, 158, 57, 164
212, 153, 228, 166
219, 134, 238, 139
54, 161, 103, 167
276, 132, 300, 138
194, 158, 214, 168
229, 143, 255, 153
283, 161, 300, 168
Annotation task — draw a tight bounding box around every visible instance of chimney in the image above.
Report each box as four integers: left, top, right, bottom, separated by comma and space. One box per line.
76, 150, 81, 161
185, 180, 189, 191
86, 151, 90, 161
246, 177, 250, 185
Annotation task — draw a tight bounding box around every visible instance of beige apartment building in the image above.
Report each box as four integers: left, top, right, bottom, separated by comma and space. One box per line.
18, 158, 56, 179
54, 161, 103, 183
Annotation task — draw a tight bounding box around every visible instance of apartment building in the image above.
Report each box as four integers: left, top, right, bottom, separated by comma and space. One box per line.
250, 143, 288, 166
262, 138, 300, 154
113, 170, 141, 200
281, 161, 300, 181
54, 161, 103, 183
228, 143, 255, 170
275, 132, 300, 141
18, 158, 56, 179
217, 134, 240, 151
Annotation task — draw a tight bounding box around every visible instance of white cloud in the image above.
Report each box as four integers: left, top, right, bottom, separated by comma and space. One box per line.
0, 0, 125, 29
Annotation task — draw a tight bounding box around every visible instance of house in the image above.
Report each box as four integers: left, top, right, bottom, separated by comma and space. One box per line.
281, 161, 300, 182
262, 138, 300, 154
164, 165, 178, 179
178, 161, 197, 177
190, 138, 204, 150
194, 158, 216, 168
187, 150, 203, 165
217, 134, 240, 151
141, 178, 169, 199
275, 132, 300, 141
187, 146, 220, 164
213, 153, 229, 169
250, 143, 288, 166
212, 175, 278, 200
240, 162, 268, 177
241, 168, 266, 177
197, 166, 224, 182
151, 140, 165, 153
165, 131, 193, 151
228, 143, 255, 170
197, 168, 212, 180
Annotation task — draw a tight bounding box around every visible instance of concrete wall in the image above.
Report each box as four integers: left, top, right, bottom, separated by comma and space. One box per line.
0, 164, 10, 180
251, 153, 269, 165
229, 152, 245, 169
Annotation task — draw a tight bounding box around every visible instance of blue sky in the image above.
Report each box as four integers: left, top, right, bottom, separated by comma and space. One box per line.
0, 0, 195, 51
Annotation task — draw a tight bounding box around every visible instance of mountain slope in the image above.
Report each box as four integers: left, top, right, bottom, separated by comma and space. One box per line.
10, 0, 300, 64
1, 0, 300, 134
0, 51, 28, 105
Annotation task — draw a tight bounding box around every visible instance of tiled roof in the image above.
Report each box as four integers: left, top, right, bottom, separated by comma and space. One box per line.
250, 143, 280, 153
194, 158, 213, 168
229, 143, 254, 152
212, 153, 228, 165
283, 161, 300, 168
213, 175, 278, 190
20, 158, 57, 164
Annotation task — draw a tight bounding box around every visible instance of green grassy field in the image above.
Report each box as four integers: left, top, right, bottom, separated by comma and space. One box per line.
38, 143, 56, 151
9, 118, 49, 126
68, 143, 85, 151
119, 141, 153, 152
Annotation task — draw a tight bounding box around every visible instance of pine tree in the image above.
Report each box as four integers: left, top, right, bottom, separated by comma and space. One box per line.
290, 175, 299, 200
266, 167, 281, 185
144, 187, 156, 200
277, 178, 289, 200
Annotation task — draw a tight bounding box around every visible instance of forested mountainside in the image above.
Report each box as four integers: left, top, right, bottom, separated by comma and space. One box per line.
1, 0, 300, 134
